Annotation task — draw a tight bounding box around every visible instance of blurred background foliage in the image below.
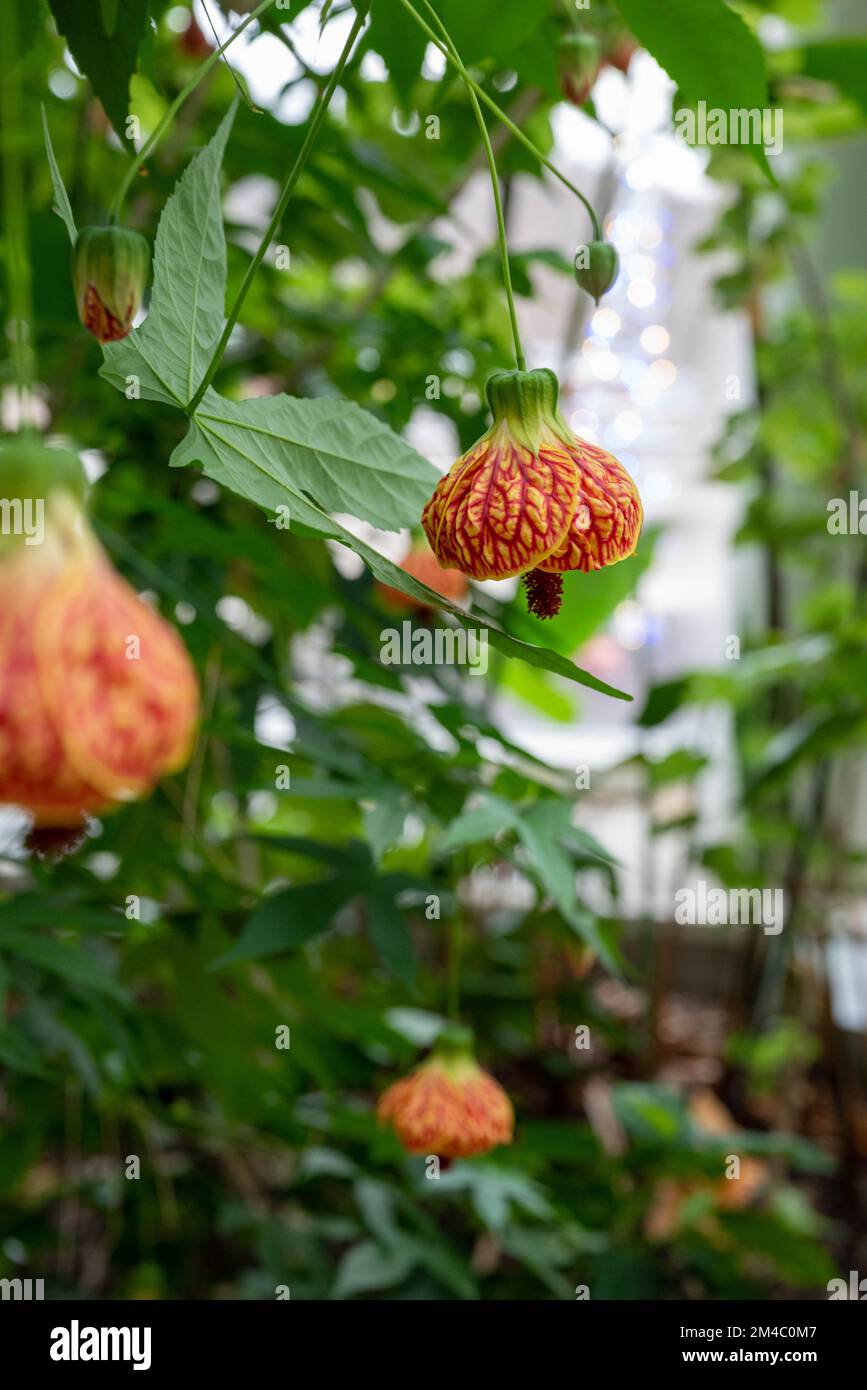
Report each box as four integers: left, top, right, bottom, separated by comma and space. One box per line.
0, 0, 866, 1300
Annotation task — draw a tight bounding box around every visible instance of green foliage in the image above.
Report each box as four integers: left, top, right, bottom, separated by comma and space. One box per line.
0, 0, 860, 1305
102, 106, 238, 406
46, 0, 151, 147
801, 37, 867, 115
40, 106, 77, 244
174, 388, 437, 530
615, 0, 769, 173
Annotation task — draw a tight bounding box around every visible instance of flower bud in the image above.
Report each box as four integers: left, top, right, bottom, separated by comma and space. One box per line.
558, 32, 600, 107
573, 239, 619, 304
72, 225, 150, 343
0, 439, 198, 831
604, 31, 638, 75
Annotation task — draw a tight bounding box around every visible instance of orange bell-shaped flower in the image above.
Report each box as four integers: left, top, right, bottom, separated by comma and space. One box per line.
0, 439, 198, 833
421, 368, 642, 617
377, 1026, 514, 1159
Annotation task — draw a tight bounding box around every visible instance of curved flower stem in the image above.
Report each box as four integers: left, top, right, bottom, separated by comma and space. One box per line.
423, 3, 525, 370
109, 0, 275, 225
1, 0, 35, 411
199, 0, 259, 112
447, 908, 463, 1021
187, 5, 368, 414
398, 0, 601, 240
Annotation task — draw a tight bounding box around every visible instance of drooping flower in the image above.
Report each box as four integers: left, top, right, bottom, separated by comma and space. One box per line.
376, 542, 469, 615
377, 1025, 514, 1159
421, 368, 642, 618
72, 225, 150, 343
0, 439, 198, 836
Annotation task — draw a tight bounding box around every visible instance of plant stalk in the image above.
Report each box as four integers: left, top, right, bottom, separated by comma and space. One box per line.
421, 1, 525, 370
397, 0, 601, 239
447, 910, 463, 1021
109, 0, 275, 225
187, 5, 367, 414
1, 0, 36, 413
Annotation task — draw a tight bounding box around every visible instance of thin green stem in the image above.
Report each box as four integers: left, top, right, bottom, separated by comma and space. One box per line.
423, 2, 524, 369
187, 5, 367, 414
1, 0, 36, 410
398, 0, 601, 240
109, 0, 275, 224
200, 0, 259, 111
447, 911, 463, 1021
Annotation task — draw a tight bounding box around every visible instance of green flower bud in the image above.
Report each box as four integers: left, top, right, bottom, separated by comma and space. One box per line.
558, 32, 600, 106
72, 225, 150, 343
573, 240, 619, 304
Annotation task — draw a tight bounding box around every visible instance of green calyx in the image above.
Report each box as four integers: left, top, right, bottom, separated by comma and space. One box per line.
485, 368, 570, 451
0, 437, 87, 503
72, 225, 151, 328
574, 240, 619, 304
558, 32, 600, 77
0, 438, 88, 556
431, 1023, 476, 1063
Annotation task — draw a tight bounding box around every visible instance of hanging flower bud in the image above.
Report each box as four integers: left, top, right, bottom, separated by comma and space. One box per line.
421, 368, 641, 619
574, 240, 619, 304
72, 226, 150, 343
604, 30, 638, 75
376, 542, 469, 616
0, 439, 198, 834
377, 1025, 513, 1159
558, 32, 600, 107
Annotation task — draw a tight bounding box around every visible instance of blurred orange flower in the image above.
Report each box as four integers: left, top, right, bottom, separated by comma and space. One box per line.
0, 442, 198, 832
645, 1090, 769, 1240
377, 1026, 514, 1158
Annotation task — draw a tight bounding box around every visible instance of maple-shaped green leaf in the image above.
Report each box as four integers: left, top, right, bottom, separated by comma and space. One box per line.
101, 106, 237, 407
176, 387, 437, 532
170, 415, 632, 701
